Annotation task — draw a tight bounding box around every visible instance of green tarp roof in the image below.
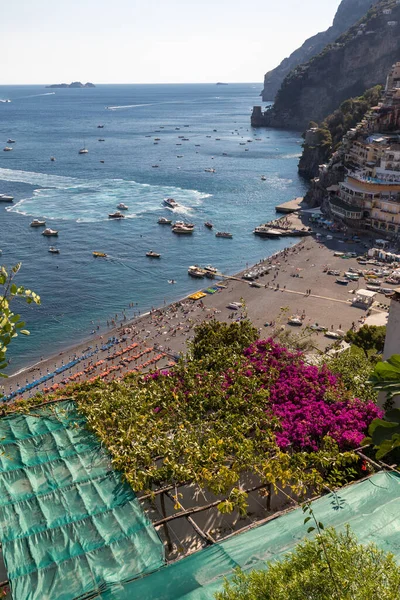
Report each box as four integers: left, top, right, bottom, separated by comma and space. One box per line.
0, 400, 164, 600
102, 471, 400, 600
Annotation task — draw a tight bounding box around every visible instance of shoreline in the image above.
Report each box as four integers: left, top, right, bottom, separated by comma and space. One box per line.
3, 209, 394, 399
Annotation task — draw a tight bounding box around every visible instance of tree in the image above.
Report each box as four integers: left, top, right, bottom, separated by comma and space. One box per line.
325, 348, 377, 403
215, 527, 400, 600
345, 325, 386, 358
363, 355, 400, 458
0, 263, 40, 383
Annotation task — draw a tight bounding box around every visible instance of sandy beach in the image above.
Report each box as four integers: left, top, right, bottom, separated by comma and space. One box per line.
2, 210, 393, 400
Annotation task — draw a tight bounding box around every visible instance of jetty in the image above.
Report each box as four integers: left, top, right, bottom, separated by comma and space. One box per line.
275, 197, 305, 214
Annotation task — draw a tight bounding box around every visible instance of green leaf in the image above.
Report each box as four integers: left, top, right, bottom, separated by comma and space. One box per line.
307, 527, 315, 533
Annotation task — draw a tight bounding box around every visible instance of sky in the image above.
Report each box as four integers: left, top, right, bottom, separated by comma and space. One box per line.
1, 0, 342, 85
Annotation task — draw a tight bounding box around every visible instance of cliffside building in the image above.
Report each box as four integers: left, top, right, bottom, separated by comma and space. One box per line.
328, 63, 400, 239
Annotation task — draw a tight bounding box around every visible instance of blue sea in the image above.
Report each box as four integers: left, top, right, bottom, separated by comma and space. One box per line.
0, 84, 308, 373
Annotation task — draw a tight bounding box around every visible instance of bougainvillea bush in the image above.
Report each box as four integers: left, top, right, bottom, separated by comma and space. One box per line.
8, 320, 382, 511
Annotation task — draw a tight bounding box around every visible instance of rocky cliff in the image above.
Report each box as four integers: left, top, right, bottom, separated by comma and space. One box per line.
46, 82, 96, 89
259, 0, 400, 130
262, 0, 377, 101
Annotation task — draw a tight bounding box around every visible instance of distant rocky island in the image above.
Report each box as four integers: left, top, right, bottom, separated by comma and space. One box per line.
45, 82, 96, 89
216, 82, 228, 85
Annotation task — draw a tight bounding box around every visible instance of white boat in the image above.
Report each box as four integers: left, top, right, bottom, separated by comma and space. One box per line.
0, 194, 13, 202
204, 168, 216, 173
164, 198, 178, 209
204, 265, 218, 277
216, 232, 233, 238
42, 228, 58, 237
78, 146, 88, 154
3, 147, 12, 152
117, 203, 129, 210
288, 317, 302, 326
108, 211, 125, 219
227, 302, 242, 310
172, 225, 193, 235
158, 217, 172, 225
188, 265, 206, 278
261, 176, 267, 181
30, 219, 46, 227
48, 247, 60, 254
253, 227, 282, 238
146, 251, 161, 258
325, 331, 343, 340
174, 221, 194, 229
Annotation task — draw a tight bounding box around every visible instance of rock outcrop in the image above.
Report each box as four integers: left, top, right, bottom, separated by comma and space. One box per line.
258, 0, 400, 130
262, 0, 378, 101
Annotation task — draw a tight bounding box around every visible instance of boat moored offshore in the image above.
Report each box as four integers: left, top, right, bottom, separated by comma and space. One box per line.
0, 194, 14, 202
158, 217, 172, 225
215, 231, 233, 238
108, 211, 125, 219
188, 265, 206, 278
117, 203, 129, 210
93, 252, 108, 258
146, 251, 161, 258
30, 219, 46, 227
42, 228, 58, 237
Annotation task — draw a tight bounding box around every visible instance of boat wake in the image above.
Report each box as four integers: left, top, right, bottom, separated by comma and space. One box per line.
1, 167, 211, 222
16, 92, 56, 99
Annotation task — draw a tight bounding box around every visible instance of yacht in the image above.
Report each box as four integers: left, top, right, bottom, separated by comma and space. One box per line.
164, 198, 178, 209
188, 265, 206, 278
48, 247, 60, 254
30, 219, 46, 227
215, 232, 233, 239
204, 221, 213, 229
117, 203, 129, 210
0, 194, 13, 202
3, 147, 12, 152
174, 221, 194, 229
204, 168, 216, 173
146, 251, 161, 258
158, 217, 172, 225
79, 146, 88, 154
261, 176, 267, 181
42, 228, 58, 237
93, 252, 107, 258
0, 99, 11, 103
108, 211, 125, 219
6, 139, 15, 144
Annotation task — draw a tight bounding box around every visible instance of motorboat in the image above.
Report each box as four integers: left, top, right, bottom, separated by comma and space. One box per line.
310, 324, 328, 332
168, 279, 176, 284
48, 247, 60, 254
164, 198, 178, 208
30, 219, 46, 227
79, 147, 88, 154
100, 160, 105, 163
253, 227, 281, 238
93, 252, 107, 258
188, 265, 206, 278
204, 221, 213, 229
42, 228, 58, 237
0, 194, 13, 202
204, 265, 218, 277
327, 270, 340, 276
154, 138, 161, 141
146, 251, 161, 258
174, 221, 194, 229
172, 225, 193, 234
335, 278, 349, 285
98, 138, 105, 142
50, 157, 56, 161
3, 147, 12, 152
6, 139, 15, 144
108, 211, 125, 219
97, 125, 104, 128
158, 217, 172, 225
216, 232, 232, 238
0, 100, 11, 103
204, 168, 216, 173
117, 203, 129, 210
